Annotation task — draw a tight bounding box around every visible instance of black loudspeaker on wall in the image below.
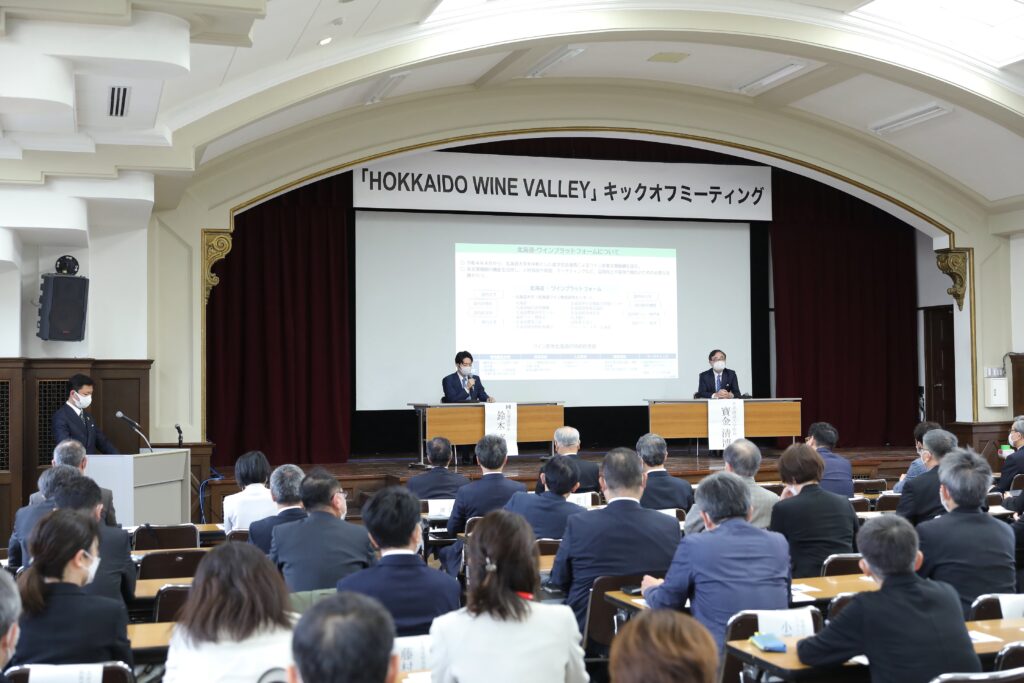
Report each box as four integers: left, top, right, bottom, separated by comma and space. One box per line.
37, 274, 89, 341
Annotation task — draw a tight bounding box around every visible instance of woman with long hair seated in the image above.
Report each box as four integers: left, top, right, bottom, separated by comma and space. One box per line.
164, 541, 295, 682
10, 509, 132, 667
430, 510, 588, 682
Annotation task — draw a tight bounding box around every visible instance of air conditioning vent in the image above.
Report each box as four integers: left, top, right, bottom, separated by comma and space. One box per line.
108, 86, 130, 117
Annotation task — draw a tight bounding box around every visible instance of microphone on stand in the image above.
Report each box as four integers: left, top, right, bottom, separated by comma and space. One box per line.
175, 423, 184, 447
115, 410, 153, 452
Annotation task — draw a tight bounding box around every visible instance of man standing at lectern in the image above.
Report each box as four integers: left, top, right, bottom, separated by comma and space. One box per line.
441, 351, 494, 403
52, 374, 120, 455
696, 349, 741, 399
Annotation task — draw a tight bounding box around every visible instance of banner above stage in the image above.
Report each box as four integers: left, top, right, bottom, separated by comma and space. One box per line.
353, 151, 772, 221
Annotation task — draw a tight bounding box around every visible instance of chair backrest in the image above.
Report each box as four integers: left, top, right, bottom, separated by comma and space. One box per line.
719, 608, 823, 683
137, 549, 207, 580
874, 493, 901, 511
849, 497, 870, 512
583, 574, 659, 649
464, 516, 483, 536
1012, 474, 1024, 492
227, 529, 249, 542
932, 668, 1024, 683
5, 661, 134, 683
289, 589, 337, 614
853, 479, 887, 495
970, 594, 1005, 621
132, 523, 199, 550
534, 539, 561, 556
827, 593, 856, 621
760, 483, 785, 496
821, 553, 863, 577
996, 643, 1024, 672
987, 491, 1005, 508
153, 584, 191, 621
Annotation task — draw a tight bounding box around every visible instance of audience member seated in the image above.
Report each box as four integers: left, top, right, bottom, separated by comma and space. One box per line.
0, 571, 20, 681
290, 592, 398, 683
504, 456, 586, 539
609, 609, 717, 683
249, 464, 307, 554
769, 444, 858, 578
893, 421, 941, 493
440, 435, 526, 575
51, 476, 134, 606
916, 448, 1015, 616
8, 465, 80, 568
431, 510, 588, 682
896, 429, 959, 525
806, 422, 852, 497
995, 416, 1024, 494
642, 471, 790, 650
9, 510, 132, 668
164, 542, 295, 682
535, 426, 600, 494
406, 437, 470, 500
636, 433, 694, 510
550, 447, 681, 633
797, 515, 980, 683
223, 450, 278, 534
337, 487, 460, 636
685, 439, 778, 534
271, 468, 376, 592
29, 439, 117, 526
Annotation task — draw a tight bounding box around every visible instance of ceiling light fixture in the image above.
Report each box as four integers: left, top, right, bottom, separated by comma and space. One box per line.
737, 62, 807, 95
525, 46, 586, 78
318, 36, 333, 46
869, 102, 952, 136
364, 72, 410, 106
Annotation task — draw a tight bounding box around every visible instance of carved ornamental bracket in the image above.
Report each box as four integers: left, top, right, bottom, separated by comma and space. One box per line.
203, 229, 233, 304
935, 247, 968, 311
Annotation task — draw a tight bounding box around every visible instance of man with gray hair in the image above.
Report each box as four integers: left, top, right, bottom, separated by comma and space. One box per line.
995, 415, 1024, 493
636, 433, 693, 511
685, 438, 778, 534
29, 438, 117, 526
0, 571, 21, 671
535, 426, 599, 494
895, 428, 958, 525
642, 471, 789, 650
798, 515, 981, 680
916, 448, 1015, 616
248, 464, 308, 554
7, 464, 81, 567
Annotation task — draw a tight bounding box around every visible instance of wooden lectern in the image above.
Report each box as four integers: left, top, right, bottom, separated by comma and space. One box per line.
86, 448, 191, 526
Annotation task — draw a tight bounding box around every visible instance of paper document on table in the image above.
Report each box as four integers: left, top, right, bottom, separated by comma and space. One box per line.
998, 595, 1024, 618
632, 598, 648, 608
20, 665, 103, 682
484, 402, 519, 455
753, 608, 815, 637
848, 655, 870, 666
403, 674, 432, 683
707, 399, 744, 450
426, 499, 455, 519
567, 492, 594, 508
969, 631, 1003, 644
789, 584, 821, 593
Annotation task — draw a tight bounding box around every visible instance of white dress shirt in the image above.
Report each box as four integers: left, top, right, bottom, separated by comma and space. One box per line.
163, 624, 294, 683
222, 484, 278, 534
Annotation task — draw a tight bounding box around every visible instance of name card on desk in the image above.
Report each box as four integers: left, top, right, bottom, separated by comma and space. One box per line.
395, 635, 431, 673
753, 608, 815, 638
708, 399, 745, 450
485, 402, 519, 455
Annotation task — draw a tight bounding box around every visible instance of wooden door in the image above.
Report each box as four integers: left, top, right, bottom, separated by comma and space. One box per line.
923, 305, 956, 427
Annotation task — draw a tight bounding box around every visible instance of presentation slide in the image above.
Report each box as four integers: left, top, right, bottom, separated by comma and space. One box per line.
455, 243, 678, 380
355, 211, 751, 411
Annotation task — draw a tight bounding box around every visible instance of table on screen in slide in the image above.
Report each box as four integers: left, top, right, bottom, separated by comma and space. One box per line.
455, 243, 679, 381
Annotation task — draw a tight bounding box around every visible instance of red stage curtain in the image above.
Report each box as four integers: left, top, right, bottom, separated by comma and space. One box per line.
206, 174, 353, 466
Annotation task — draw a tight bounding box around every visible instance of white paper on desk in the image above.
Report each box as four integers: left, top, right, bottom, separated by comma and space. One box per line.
632, 598, 649, 608
426, 499, 455, 518
997, 595, 1024, 618
484, 402, 519, 456
657, 508, 678, 517
790, 584, 821, 593
790, 592, 816, 604
567, 492, 594, 509
394, 635, 431, 673
403, 673, 432, 683
707, 399, 745, 451
969, 630, 1004, 644
859, 576, 876, 583
848, 655, 870, 666
19, 665, 103, 682
754, 608, 815, 637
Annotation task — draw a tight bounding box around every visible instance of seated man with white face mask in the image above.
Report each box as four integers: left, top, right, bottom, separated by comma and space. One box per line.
696, 349, 741, 399
442, 351, 493, 403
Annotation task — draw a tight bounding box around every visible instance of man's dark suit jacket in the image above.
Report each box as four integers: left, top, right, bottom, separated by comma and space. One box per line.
51, 404, 119, 455
29, 487, 117, 527
9, 583, 133, 668
248, 507, 307, 554
817, 448, 853, 498
270, 510, 376, 592
550, 499, 681, 630
895, 467, 945, 525
696, 368, 741, 399
917, 507, 1016, 616
768, 484, 858, 579
336, 553, 461, 636
640, 470, 694, 510
995, 446, 1024, 492
797, 573, 980, 683
85, 524, 135, 606
447, 473, 526, 535
441, 372, 490, 403
535, 454, 601, 495
406, 467, 470, 500
7, 501, 56, 567
504, 491, 586, 540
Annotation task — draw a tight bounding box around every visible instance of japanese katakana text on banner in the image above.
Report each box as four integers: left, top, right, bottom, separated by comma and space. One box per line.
484, 402, 519, 456
353, 151, 772, 221
708, 399, 745, 451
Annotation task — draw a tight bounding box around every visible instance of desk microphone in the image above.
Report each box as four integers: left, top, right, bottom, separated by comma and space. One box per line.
115, 411, 141, 429
175, 423, 184, 447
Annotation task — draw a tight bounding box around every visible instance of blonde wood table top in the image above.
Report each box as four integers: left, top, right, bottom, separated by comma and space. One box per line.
539, 555, 554, 573
135, 576, 194, 600
128, 622, 174, 650
132, 546, 210, 558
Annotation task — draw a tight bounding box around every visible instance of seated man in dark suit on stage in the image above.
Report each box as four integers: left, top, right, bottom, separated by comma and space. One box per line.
52, 374, 119, 456
535, 426, 600, 495
550, 447, 681, 634
440, 434, 526, 575
637, 433, 693, 510
30, 439, 116, 526
806, 422, 853, 497
441, 351, 493, 403
337, 487, 460, 636
896, 428, 958, 525
406, 437, 470, 500
52, 475, 135, 606
270, 468, 376, 592
505, 455, 586, 540
995, 417, 1024, 494
797, 515, 981, 683
8, 465, 80, 567
917, 449, 1015, 616
248, 464, 307, 555
696, 349, 741, 399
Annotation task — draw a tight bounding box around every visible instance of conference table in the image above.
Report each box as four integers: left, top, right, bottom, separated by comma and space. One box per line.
135, 576, 194, 600
646, 398, 802, 441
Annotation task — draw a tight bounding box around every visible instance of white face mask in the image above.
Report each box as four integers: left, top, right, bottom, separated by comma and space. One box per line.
83, 551, 100, 584
459, 365, 473, 377
74, 392, 92, 410
712, 360, 726, 373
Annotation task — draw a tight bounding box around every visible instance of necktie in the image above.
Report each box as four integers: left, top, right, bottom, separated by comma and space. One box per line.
715, 374, 721, 393
462, 376, 469, 393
